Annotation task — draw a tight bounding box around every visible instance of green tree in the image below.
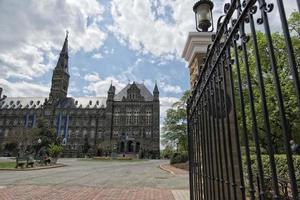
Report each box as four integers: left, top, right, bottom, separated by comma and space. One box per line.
235, 12, 300, 153
162, 90, 189, 152
32, 119, 60, 147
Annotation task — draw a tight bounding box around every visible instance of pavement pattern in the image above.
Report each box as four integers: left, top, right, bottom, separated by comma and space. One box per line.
0, 159, 189, 200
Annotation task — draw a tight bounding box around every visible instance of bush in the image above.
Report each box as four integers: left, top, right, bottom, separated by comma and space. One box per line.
48, 144, 63, 158
161, 146, 175, 159
242, 154, 300, 198
170, 151, 188, 165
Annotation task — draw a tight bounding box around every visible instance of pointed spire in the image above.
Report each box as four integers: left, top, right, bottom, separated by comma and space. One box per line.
61, 30, 68, 56
55, 30, 69, 73
153, 81, 159, 93
108, 82, 115, 94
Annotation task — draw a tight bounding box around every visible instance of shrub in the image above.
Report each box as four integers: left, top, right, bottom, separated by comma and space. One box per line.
48, 144, 63, 158
170, 151, 188, 165
242, 154, 300, 198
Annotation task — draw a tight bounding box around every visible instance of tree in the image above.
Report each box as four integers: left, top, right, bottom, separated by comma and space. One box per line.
162, 90, 189, 152
6, 127, 37, 154
31, 119, 59, 147
234, 12, 300, 153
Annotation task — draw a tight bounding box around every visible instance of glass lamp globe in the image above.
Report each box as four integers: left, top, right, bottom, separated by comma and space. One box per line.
193, 0, 214, 32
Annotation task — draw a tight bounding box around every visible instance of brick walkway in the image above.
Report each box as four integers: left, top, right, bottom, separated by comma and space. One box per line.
0, 185, 175, 200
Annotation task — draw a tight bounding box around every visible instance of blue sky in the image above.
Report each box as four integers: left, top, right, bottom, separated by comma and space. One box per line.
0, 0, 298, 125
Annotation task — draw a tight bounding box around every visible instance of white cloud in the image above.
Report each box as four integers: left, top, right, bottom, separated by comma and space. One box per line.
84, 72, 126, 96
92, 53, 103, 59
0, 0, 106, 81
161, 82, 183, 94
109, 0, 298, 60
0, 79, 49, 97
160, 96, 179, 122
109, 0, 195, 58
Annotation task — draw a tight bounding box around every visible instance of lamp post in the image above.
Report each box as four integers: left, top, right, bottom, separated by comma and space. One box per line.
193, 0, 214, 32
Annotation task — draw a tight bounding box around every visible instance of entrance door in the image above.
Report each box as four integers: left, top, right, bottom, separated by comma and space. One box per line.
127, 141, 133, 152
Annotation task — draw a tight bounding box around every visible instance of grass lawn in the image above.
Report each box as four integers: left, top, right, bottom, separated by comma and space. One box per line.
0, 162, 16, 169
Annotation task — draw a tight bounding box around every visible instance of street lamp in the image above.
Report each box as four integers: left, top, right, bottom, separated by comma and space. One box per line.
193, 0, 214, 32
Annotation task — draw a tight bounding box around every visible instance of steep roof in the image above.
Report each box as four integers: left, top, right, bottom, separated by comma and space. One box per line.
114, 83, 153, 101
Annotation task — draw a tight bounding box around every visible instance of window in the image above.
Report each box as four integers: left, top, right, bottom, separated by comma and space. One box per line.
146, 129, 151, 137
90, 130, 95, 139
134, 116, 138, 125
126, 116, 130, 125
146, 116, 151, 125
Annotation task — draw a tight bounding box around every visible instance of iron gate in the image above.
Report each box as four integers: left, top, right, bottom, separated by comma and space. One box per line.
187, 0, 300, 199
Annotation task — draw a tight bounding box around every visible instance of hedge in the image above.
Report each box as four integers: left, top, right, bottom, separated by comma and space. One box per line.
242, 154, 300, 198
170, 151, 188, 165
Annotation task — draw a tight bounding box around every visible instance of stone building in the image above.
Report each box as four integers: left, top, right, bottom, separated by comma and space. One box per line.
0, 34, 160, 158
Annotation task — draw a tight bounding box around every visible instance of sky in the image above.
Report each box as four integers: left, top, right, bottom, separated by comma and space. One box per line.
0, 0, 298, 130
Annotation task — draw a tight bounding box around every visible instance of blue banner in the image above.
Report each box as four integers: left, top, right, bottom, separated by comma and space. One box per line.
64, 115, 69, 142
24, 113, 29, 128
56, 113, 62, 136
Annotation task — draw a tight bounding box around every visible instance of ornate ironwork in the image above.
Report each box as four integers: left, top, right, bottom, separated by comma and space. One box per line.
187, 0, 300, 199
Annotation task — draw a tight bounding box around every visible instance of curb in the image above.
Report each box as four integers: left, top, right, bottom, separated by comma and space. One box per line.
0, 164, 66, 171
159, 164, 175, 175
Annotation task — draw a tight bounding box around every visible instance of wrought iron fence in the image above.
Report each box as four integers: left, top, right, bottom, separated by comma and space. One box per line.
187, 0, 300, 199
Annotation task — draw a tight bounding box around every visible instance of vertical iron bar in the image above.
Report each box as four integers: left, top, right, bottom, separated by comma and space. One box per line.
232, 36, 256, 200
199, 101, 206, 200
206, 84, 216, 199
197, 107, 203, 200
201, 98, 209, 200
226, 32, 246, 200
187, 105, 194, 200
220, 48, 238, 200
207, 83, 216, 200
209, 78, 221, 200
212, 73, 226, 199
239, 20, 266, 199
217, 62, 232, 200
248, 9, 280, 199
258, 0, 299, 198
194, 114, 200, 200
204, 90, 212, 200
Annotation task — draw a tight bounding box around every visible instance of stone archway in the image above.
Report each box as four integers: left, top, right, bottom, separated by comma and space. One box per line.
135, 142, 140, 153
127, 141, 133, 153
120, 141, 125, 153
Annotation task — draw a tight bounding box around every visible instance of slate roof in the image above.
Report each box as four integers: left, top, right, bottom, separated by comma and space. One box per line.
0, 97, 46, 109
0, 97, 107, 109
114, 83, 154, 101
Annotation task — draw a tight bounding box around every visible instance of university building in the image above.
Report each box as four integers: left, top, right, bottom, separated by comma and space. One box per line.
0, 34, 160, 158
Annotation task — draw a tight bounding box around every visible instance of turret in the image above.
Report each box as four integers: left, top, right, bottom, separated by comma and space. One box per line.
153, 82, 159, 101
107, 83, 115, 101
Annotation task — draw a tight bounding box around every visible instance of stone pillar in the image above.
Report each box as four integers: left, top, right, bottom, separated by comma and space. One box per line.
182, 32, 213, 91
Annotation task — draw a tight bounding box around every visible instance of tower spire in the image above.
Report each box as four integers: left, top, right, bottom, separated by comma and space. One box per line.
49, 32, 70, 102
153, 81, 159, 101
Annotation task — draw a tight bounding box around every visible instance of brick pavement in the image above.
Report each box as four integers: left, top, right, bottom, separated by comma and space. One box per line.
0, 185, 175, 200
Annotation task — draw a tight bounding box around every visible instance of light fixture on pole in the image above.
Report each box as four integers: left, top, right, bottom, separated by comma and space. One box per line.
193, 0, 214, 32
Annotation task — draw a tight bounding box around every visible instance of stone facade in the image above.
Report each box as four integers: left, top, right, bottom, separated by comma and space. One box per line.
0, 34, 160, 158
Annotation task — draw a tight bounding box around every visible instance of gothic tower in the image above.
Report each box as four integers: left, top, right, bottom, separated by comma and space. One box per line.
49, 32, 70, 102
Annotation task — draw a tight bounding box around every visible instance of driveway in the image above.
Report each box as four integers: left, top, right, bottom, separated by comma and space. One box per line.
0, 159, 189, 200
